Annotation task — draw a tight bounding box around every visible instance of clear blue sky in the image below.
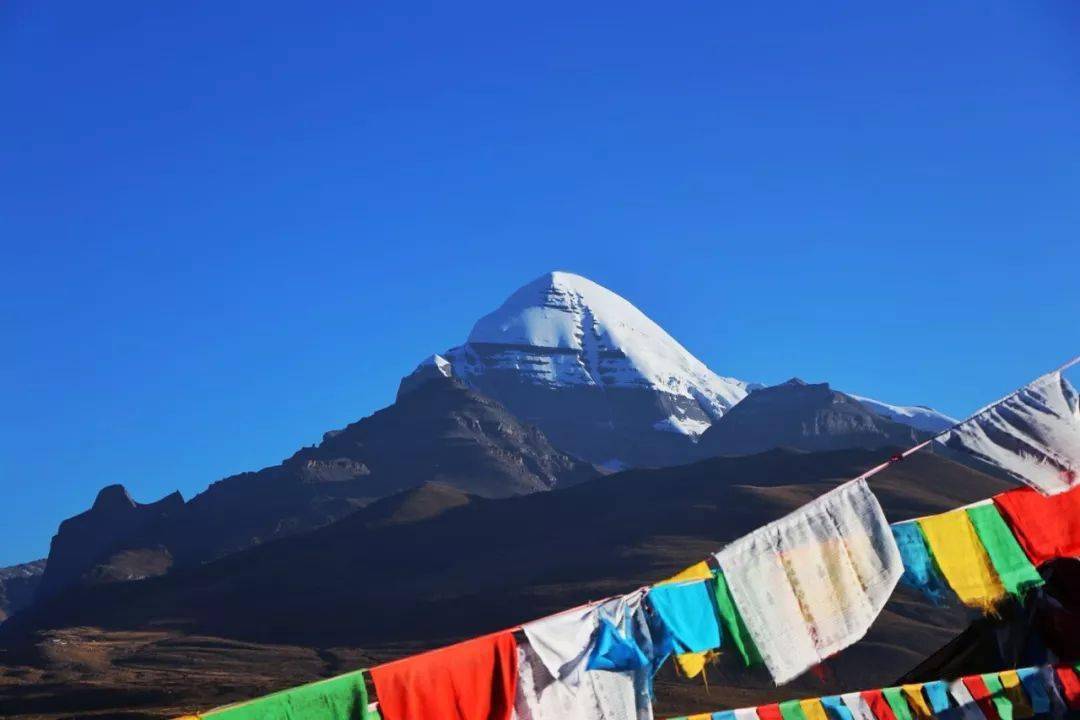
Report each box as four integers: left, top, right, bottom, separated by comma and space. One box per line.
2, 2, 1078, 567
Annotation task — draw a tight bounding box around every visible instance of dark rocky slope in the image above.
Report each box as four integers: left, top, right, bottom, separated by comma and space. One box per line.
33, 377, 596, 602
695, 378, 929, 458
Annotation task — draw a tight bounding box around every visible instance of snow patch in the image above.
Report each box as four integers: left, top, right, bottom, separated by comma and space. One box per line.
653, 415, 713, 435
849, 393, 956, 433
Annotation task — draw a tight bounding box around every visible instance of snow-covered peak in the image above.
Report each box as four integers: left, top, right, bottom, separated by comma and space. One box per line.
848, 393, 956, 433
419, 354, 453, 377
464, 271, 749, 411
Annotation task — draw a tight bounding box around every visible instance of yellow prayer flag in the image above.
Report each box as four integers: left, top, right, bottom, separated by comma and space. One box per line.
688, 714, 714, 720
918, 510, 1006, 612
901, 684, 935, 720
801, 698, 831, 720
999, 670, 1035, 718
664, 561, 713, 584
675, 651, 708, 678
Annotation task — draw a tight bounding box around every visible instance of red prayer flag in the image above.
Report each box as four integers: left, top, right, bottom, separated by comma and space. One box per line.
993, 486, 1080, 566
963, 676, 1002, 720
371, 631, 518, 720
758, 703, 785, 720
862, 690, 899, 720
1056, 667, 1080, 710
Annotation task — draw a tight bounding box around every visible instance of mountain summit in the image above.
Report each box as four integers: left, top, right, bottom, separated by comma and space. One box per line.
402, 271, 753, 466
402, 271, 955, 467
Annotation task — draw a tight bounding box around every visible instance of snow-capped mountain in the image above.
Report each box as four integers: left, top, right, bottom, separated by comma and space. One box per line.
401, 271, 954, 467
402, 271, 754, 466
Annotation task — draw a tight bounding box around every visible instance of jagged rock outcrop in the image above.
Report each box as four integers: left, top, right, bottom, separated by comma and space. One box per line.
36, 486, 183, 600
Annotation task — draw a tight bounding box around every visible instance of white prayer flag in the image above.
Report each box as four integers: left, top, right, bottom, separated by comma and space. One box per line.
936, 371, 1080, 496
514, 591, 654, 720
714, 478, 902, 685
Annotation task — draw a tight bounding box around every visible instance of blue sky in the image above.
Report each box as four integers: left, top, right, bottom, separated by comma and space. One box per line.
2, 2, 1079, 566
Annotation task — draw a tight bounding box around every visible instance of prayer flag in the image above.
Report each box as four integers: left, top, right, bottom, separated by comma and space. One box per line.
965, 505, 1043, 598
993, 486, 1080, 566
372, 633, 517, 720
715, 480, 901, 684
892, 523, 950, 605
935, 372, 1080, 496
996, 671, 1032, 719
881, 688, 913, 720
918, 511, 1006, 613
900, 685, 934, 720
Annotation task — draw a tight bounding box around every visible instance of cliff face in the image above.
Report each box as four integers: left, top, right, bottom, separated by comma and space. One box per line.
36, 486, 183, 601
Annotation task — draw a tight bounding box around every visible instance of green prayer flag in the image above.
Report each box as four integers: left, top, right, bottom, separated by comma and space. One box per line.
966, 504, 1044, 598
203, 669, 373, 720
883, 687, 915, 720
780, 699, 811, 720
982, 672, 1014, 720
713, 570, 763, 666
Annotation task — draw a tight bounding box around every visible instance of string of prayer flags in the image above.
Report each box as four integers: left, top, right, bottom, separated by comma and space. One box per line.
667, 665, 1078, 720
964, 505, 1044, 598
181, 479, 1075, 720
993, 485, 1080, 566
371, 631, 518, 720
917, 510, 1006, 613
714, 479, 902, 685
197, 669, 378, 720
934, 371, 1080, 497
